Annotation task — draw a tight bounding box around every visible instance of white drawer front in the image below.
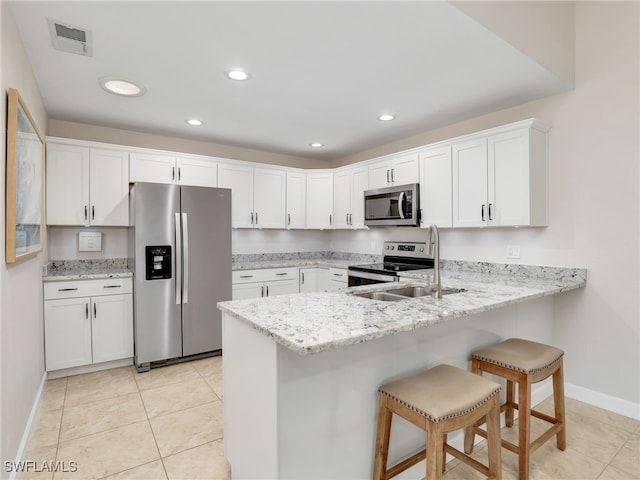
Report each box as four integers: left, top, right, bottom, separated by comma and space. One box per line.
328, 267, 348, 282
44, 277, 133, 299
232, 267, 298, 284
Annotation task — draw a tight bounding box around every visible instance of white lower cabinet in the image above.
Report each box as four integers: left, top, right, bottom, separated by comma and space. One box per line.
299, 267, 329, 293
232, 268, 299, 300
328, 268, 348, 291
43, 278, 133, 372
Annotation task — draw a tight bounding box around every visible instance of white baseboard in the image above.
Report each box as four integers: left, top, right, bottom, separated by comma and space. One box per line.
46, 357, 133, 379
565, 382, 640, 420
9, 372, 47, 480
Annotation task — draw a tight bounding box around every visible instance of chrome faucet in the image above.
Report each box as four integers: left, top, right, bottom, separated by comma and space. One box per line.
427, 224, 442, 298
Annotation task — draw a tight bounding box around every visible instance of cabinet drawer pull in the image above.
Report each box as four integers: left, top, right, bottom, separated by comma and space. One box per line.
103, 285, 121, 288
275, 273, 288, 276
240, 275, 253, 279
333, 273, 344, 277
58, 287, 78, 292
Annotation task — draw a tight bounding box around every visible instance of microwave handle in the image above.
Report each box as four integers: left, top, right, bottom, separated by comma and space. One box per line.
398, 191, 406, 219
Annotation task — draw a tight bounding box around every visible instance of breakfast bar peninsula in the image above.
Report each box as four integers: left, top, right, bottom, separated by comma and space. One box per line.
217, 263, 585, 479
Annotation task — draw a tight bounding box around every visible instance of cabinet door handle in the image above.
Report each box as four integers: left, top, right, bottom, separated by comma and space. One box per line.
329, 214, 332, 225
255, 212, 258, 225
261, 285, 264, 297
94, 303, 97, 318
240, 275, 253, 279
85, 303, 89, 319
58, 287, 78, 292
488, 203, 493, 221
103, 285, 121, 289
288, 213, 291, 226
84, 205, 88, 221
172, 167, 175, 181
301, 272, 305, 284
391, 168, 395, 183
481, 204, 486, 222
178, 167, 181, 181
386, 169, 390, 183
266, 285, 269, 296
92, 205, 95, 220
350, 213, 353, 225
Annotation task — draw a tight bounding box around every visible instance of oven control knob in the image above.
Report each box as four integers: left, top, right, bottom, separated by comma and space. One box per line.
419, 247, 424, 252
385, 245, 389, 250
390, 246, 395, 250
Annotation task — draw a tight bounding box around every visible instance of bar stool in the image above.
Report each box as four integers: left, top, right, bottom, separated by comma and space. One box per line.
464, 338, 566, 480
373, 364, 502, 480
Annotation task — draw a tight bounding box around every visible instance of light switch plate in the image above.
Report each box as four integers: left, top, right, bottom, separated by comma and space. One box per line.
507, 245, 521, 259
79, 231, 102, 252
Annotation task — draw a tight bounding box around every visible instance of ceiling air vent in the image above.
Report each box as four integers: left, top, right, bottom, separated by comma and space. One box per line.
47, 18, 93, 56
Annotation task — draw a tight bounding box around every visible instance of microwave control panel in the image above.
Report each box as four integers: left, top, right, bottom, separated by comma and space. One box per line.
145, 245, 172, 280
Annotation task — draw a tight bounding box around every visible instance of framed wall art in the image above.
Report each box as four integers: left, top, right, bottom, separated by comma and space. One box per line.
5, 88, 45, 263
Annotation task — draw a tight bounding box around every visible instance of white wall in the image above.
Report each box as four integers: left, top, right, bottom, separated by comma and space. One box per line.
332, 2, 640, 407
232, 229, 330, 255
1, 3, 49, 475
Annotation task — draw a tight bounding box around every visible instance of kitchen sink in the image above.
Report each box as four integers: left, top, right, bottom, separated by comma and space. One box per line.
353, 291, 406, 302
353, 286, 467, 302
386, 286, 467, 297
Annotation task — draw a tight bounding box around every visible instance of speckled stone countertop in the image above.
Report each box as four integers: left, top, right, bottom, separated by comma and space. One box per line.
43, 259, 133, 282
232, 251, 380, 270
218, 263, 587, 355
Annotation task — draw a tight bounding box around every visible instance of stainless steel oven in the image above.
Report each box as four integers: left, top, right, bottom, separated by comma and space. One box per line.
348, 241, 434, 286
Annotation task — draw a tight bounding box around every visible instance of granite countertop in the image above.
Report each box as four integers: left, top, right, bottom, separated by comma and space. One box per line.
217, 264, 587, 356
232, 259, 353, 270
43, 259, 133, 282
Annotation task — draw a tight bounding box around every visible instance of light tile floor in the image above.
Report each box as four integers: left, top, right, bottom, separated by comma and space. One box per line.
23, 357, 639, 480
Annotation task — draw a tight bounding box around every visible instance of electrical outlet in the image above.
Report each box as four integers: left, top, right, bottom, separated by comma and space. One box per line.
507, 245, 521, 259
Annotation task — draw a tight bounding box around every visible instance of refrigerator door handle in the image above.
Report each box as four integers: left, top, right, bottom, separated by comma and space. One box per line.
182, 212, 189, 304
175, 212, 182, 305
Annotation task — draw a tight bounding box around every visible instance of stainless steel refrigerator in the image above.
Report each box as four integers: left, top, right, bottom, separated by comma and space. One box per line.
128, 182, 231, 372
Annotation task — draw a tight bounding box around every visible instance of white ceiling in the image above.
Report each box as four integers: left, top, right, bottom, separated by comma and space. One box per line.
10, 1, 570, 162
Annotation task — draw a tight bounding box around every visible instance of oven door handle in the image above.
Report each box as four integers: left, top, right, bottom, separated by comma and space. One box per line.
398, 191, 406, 219
348, 270, 399, 283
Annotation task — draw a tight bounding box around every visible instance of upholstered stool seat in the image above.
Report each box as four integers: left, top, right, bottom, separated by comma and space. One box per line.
373, 364, 502, 480
464, 338, 566, 480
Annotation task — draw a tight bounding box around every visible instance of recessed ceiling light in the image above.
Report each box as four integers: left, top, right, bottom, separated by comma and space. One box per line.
99, 77, 145, 97
227, 70, 250, 81
310, 142, 323, 148
378, 114, 395, 121
186, 119, 203, 126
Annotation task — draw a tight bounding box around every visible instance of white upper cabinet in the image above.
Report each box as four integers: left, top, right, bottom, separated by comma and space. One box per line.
452, 138, 488, 227
419, 146, 452, 228
333, 166, 368, 229
219, 163, 286, 229
254, 167, 286, 228
129, 151, 218, 187
368, 152, 420, 189
306, 172, 334, 229
452, 121, 549, 227
47, 143, 129, 226
286, 171, 306, 229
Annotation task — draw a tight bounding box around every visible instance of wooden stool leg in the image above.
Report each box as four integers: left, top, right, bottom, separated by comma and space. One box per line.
464, 359, 481, 454
373, 394, 392, 480
486, 396, 502, 480
426, 421, 444, 480
505, 379, 515, 427
517, 373, 532, 480
553, 362, 567, 451
442, 433, 448, 474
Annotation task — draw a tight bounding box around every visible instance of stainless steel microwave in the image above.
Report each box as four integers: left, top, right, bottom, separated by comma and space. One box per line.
364, 183, 420, 227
